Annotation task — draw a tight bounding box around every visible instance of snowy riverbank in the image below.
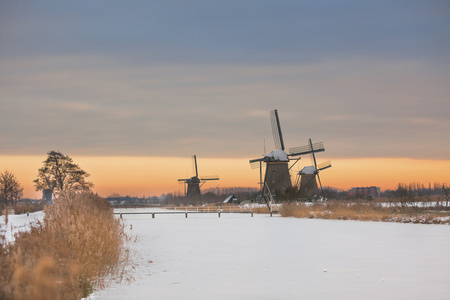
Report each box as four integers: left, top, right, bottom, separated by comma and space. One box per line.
0, 211, 44, 243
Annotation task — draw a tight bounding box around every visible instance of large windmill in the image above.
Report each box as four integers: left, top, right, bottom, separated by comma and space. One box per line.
178, 155, 219, 198
249, 110, 325, 198
294, 138, 332, 198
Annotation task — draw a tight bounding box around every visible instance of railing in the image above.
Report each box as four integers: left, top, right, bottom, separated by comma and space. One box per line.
115, 207, 255, 219
168, 206, 251, 213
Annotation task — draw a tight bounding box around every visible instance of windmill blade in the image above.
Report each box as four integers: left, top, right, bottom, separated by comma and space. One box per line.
250, 160, 266, 169
178, 178, 189, 182
289, 141, 325, 156
270, 109, 285, 151
192, 155, 198, 177
250, 161, 262, 169
199, 180, 208, 189
317, 172, 323, 193
309, 139, 318, 168
259, 161, 264, 191
288, 156, 302, 171
249, 157, 265, 164
250, 160, 265, 190
199, 175, 220, 181
294, 171, 301, 188
317, 160, 332, 171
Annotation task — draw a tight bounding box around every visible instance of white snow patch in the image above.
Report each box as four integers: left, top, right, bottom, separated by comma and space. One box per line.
300, 166, 317, 174
0, 211, 44, 243
265, 150, 289, 162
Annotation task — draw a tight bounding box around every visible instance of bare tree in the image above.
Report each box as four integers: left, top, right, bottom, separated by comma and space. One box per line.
443, 184, 449, 208
34, 151, 93, 199
395, 183, 409, 207
0, 170, 24, 210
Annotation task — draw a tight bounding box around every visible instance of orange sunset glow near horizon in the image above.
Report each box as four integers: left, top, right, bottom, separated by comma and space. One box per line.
1, 155, 449, 199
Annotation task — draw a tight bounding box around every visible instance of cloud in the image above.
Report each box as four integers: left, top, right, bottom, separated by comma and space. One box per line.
1, 55, 449, 160
1, 1, 449, 65
1, 1, 449, 160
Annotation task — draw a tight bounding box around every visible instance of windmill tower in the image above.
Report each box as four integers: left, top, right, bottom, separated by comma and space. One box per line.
249, 110, 325, 197
178, 155, 219, 198
294, 138, 332, 198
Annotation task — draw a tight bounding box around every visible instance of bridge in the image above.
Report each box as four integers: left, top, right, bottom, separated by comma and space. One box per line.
114, 206, 278, 219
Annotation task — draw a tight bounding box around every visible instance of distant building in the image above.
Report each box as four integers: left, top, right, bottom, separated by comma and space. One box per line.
223, 195, 239, 204
204, 187, 259, 196
348, 186, 380, 198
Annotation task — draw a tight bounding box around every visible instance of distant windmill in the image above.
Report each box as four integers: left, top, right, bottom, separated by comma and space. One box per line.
294, 138, 332, 198
249, 110, 325, 197
178, 155, 219, 198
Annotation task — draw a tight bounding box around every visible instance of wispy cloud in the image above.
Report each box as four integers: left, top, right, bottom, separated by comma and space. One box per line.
1, 55, 449, 159
1, 1, 449, 161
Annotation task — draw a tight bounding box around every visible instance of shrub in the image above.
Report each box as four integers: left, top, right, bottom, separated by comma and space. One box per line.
0, 191, 131, 299
280, 200, 450, 224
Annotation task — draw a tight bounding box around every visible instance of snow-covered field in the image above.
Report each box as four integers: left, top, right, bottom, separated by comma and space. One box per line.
0, 211, 43, 243
3, 210, 450, 299
91, 209, 450, 300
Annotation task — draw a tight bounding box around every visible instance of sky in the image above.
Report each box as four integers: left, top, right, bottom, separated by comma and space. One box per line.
1, 1, 449, 198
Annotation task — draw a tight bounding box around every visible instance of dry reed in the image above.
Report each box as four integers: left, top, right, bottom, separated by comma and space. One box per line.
280, 200, 450, 224
14, 202, 44, 214
251, 206, 271, 214
1, 191, 132, 299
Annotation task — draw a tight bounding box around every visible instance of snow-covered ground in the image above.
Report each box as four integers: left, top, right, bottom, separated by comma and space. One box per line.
0, 211, 44, 243
89, 209, 450, 300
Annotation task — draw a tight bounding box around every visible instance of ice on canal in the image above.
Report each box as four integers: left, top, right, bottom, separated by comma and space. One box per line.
89, 209, 450, 300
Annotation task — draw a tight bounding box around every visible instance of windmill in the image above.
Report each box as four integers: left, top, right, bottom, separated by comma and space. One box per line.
294, 138, 332, 198
178, 155, 219, 198
249, 110, 325, 200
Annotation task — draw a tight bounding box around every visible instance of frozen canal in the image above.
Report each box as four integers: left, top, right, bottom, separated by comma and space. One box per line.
89, 210, 450, 300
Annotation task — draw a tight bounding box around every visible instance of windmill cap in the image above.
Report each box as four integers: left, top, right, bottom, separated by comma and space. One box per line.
300, 166, 317, 175
265, 150, 289, 162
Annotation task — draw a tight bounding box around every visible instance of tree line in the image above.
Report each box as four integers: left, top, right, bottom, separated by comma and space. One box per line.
1, 150, 449, 208
1, 150, 92, 210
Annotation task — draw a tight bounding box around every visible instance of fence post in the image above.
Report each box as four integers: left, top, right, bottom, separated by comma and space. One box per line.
218, 212, 221, 218
152, 213, 155, 219
185, 212, 188, 218
120, 213, 122, 219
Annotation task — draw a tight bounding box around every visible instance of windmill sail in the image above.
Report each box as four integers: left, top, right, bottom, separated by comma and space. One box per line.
193, 155, 198, 177
317, 160, 332, 171
250, 161, 262, 169
289, 141, 325, 156
270, 109, 285, 151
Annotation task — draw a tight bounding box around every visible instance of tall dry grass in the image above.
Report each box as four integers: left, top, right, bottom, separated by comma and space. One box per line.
0, 191, 132, 300
14, 202, 44, 214
280, 200, 450, 224
251, 206, 271, 214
